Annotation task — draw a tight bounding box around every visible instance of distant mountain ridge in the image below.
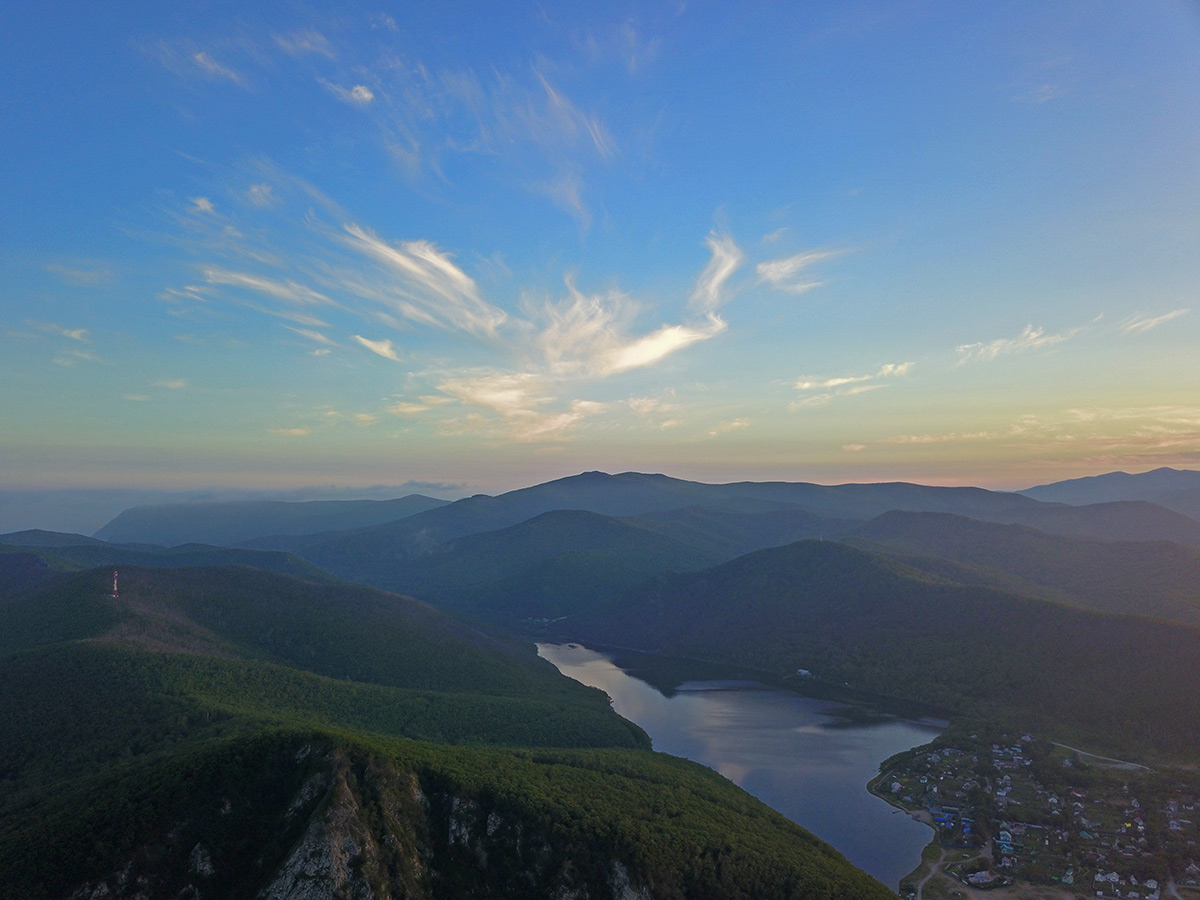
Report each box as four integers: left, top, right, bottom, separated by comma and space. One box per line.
93, 494, 449, 546
91, 470, 1200, 556
1021, 467, 1200, 520
257, 472, 1200, 597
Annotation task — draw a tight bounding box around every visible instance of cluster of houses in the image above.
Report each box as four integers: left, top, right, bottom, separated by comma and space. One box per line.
878, 731, 1200, 893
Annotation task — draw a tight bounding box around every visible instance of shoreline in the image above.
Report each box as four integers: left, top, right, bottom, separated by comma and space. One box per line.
866, 768, 939, 891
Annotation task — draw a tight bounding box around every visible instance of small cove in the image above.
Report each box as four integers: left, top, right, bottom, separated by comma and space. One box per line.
538, 642, 941, 890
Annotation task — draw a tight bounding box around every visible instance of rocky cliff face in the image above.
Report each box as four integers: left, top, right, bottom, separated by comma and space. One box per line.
65, 741, 654, 900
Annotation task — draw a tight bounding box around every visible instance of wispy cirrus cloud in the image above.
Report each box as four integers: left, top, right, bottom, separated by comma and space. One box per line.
53, 349, 106, 367
202, 267, 335, 307
1120, 308, 1189, 335
158, 164, 776, 444
757, 248, 844, 294
273, 30, 334, 58
341, 224, 507, 338
707, 418, 749, 438
689, 232, 744, 314
436, 371, 606, 441
28, 321, 90, 342
792, 362, 912, 410
353, 335, 402, 361
534, 171, 591, 231
319, 79, 375, 106
386, 400, 429, 416
245, 184, 277, 208
882, 431, 995, 445
150, 20, 621, 226
576, 21, 662, 75
192, 51, 245, 85
285, 327, 336, 347
146, 39, 251, 87
534, 234, 739, 380
956, 323, 1079, 364
532, 68, 618, 161
795, 362, 911, 392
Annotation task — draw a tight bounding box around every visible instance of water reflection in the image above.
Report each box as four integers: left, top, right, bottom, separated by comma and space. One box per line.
539, 643, 939, 890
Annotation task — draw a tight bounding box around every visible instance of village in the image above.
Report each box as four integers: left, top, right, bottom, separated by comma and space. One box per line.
872, 729, 1200, 900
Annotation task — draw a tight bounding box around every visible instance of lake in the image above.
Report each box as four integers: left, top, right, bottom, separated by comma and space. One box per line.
538, 642, 941, 890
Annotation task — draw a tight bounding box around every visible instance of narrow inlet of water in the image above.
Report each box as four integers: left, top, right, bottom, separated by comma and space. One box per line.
539, 642, 940, 890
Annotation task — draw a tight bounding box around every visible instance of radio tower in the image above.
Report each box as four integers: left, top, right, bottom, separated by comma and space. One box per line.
111, 569, 119, 599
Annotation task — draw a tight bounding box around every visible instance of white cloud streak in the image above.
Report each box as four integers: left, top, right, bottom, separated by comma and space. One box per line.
689, 232, 744, 314
29, 321, 90, 342
956, 324, 1079, 364
795, 362, 912, 391
536, 233, 738, 379
273, 30, 335, 58
192, 51, 245, 86
791, 362, 912, 411
1120, 308, 1189, 335
353, 335, 402, 361
708, 418, 749, 437
203, 267, 335, 307
319, 79, 375, 106
757, 249, 843, 294
342, 224, 506, 337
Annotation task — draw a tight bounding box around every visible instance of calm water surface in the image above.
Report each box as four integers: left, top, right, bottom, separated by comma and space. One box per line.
538, 642, 940, 890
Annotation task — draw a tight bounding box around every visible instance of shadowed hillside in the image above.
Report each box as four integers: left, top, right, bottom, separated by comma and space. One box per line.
852, 510, 1200, 624
571, 539, 1200, 763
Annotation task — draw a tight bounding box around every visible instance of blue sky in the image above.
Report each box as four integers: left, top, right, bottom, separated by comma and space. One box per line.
3, 1, 1199, 503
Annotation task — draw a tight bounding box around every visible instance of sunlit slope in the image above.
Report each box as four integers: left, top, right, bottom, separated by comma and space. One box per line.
573, 539, 1200, 762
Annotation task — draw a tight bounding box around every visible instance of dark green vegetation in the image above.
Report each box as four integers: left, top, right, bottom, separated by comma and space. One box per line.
0, 563, 890, 900
569, 540, 1200, 763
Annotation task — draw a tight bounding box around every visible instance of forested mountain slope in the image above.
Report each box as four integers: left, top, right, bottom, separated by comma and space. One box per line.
0, 564, 891, 900
570, 539, 1200, 763
853, 510, 1200, 624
